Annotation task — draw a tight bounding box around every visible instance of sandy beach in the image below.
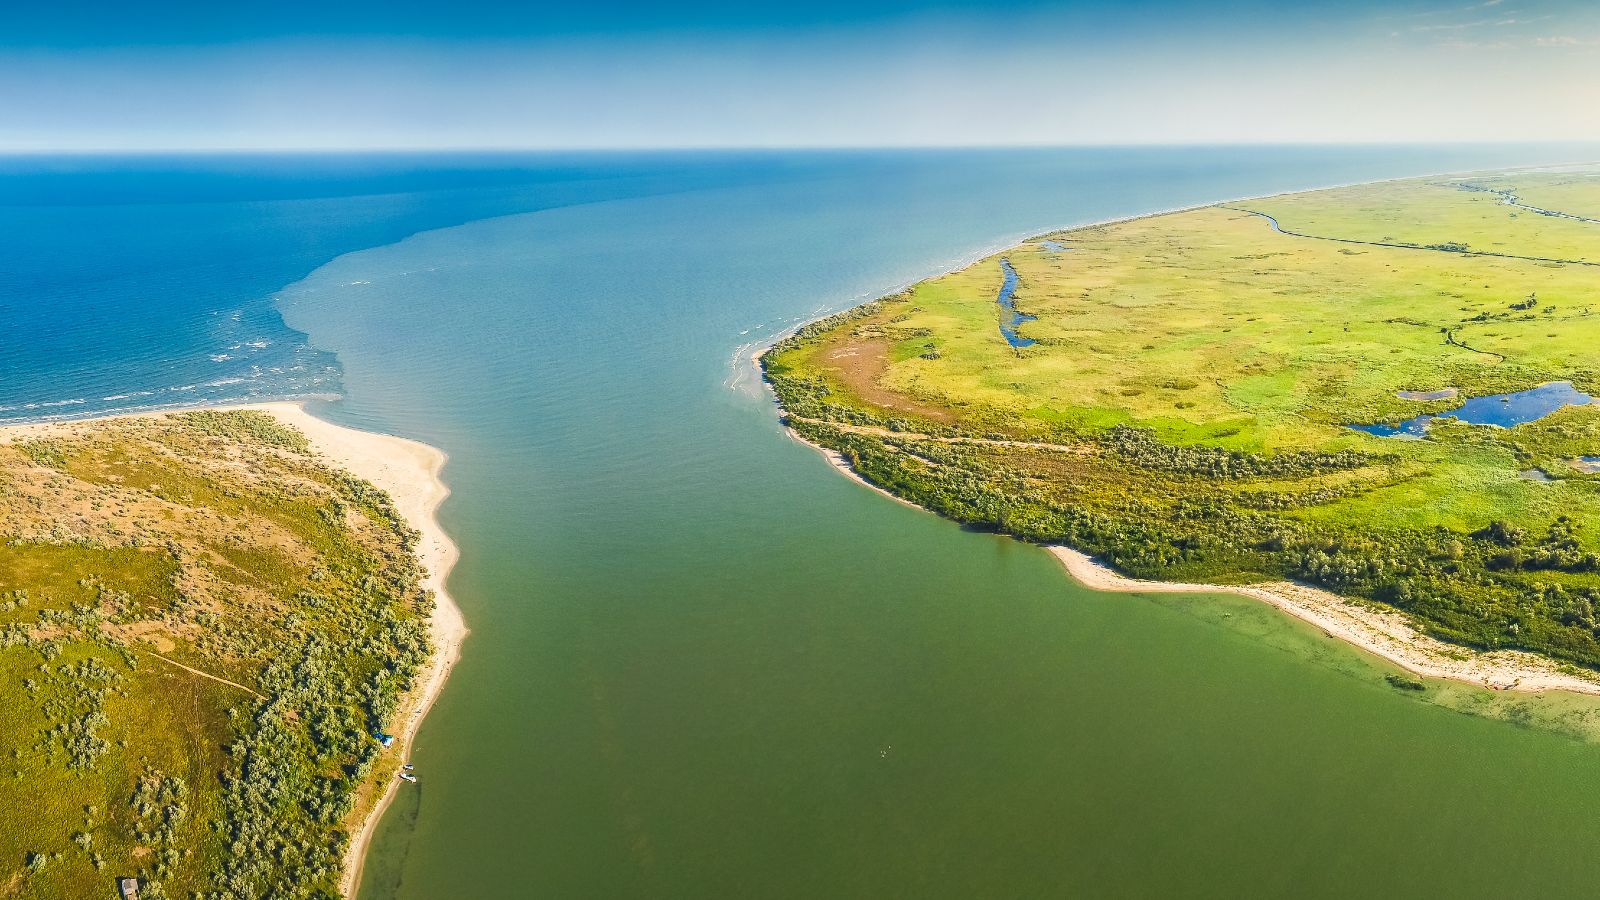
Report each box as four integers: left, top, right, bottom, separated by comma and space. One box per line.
772, 411, 1600, 698
244, 403, 466, 898
1047, 546, 1600, 696
0, 400, 465, 897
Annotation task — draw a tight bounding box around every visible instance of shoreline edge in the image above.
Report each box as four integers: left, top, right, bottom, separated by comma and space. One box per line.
257, 403, 466, 900
778, 410, 1600, 697
0, 400, 468, 899
755, 277, 1600, 700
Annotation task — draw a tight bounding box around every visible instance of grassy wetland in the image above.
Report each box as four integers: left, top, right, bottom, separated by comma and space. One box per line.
0, 410, 433, 899
763, 166, 1600, 680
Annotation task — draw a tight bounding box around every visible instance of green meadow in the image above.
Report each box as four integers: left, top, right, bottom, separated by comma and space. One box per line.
0, 411, 430, 899
765, 167, 1600, 669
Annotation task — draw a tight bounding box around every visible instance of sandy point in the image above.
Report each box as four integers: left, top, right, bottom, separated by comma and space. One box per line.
770, 409, 1600, 700
1, 400, 468, 899
246, 403, 467, 900
1048, 546, 1600, 696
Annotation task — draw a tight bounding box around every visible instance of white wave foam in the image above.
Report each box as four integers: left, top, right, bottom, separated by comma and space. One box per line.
21, 397, 88, 410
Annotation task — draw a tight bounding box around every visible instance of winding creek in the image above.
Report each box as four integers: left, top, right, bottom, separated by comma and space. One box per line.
1229, 204, 1600, 267
996, 258, 1035, 348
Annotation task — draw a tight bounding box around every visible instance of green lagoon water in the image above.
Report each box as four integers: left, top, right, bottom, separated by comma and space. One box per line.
258, 149, 1600, 898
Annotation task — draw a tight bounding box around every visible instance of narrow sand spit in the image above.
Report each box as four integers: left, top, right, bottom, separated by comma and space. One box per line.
0, 401, 465, 898
773, 412, 1600, 698
1047, 547, 1600, 696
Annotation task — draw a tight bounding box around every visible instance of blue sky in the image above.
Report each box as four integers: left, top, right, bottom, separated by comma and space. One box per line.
2, 0, 1597, 149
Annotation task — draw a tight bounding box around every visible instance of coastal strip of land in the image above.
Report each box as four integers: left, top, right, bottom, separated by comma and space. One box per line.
249, 403, 466, 900
1046, 547, 1600, 696
757, 164, 1600, 701
0, 400, 464, 897
763, 363, 1600, 700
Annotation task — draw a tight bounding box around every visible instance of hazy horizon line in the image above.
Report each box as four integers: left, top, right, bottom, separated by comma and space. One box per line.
4, 138, 1600, 156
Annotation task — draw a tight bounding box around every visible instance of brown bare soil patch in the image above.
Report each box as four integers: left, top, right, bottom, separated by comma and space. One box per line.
820, 337, 955, 422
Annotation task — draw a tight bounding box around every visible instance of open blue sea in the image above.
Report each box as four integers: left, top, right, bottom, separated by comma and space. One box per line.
1, 146, 1580, 424
11, 146, 1600, 899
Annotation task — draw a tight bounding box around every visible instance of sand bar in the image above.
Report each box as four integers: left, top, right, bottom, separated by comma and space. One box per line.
1047, 546, 1600, 696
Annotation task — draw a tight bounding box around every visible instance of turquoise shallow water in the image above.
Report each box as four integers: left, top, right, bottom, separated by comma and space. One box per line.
13, 147, 1600, 897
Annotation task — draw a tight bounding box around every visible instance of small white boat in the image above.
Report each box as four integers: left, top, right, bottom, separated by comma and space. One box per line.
399, 773, 418, 783
402, 763, 414, 770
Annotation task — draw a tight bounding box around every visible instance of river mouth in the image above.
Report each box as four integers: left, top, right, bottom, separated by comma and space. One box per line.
996, 258, 1035, 348
1350, 381, 1599, 437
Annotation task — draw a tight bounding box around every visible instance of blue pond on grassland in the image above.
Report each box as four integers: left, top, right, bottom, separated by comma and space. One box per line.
1350, 381, 1599, 438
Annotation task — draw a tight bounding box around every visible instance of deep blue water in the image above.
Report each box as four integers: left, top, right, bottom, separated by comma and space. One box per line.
3, 145, 1589, 424
1351, 381, 1599, 437
0, 151, 799, 421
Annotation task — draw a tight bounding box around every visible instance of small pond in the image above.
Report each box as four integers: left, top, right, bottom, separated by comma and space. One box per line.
1349, 381, 1598, 438
996, 258, 1035, 348
1039, 240, 1073, 253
